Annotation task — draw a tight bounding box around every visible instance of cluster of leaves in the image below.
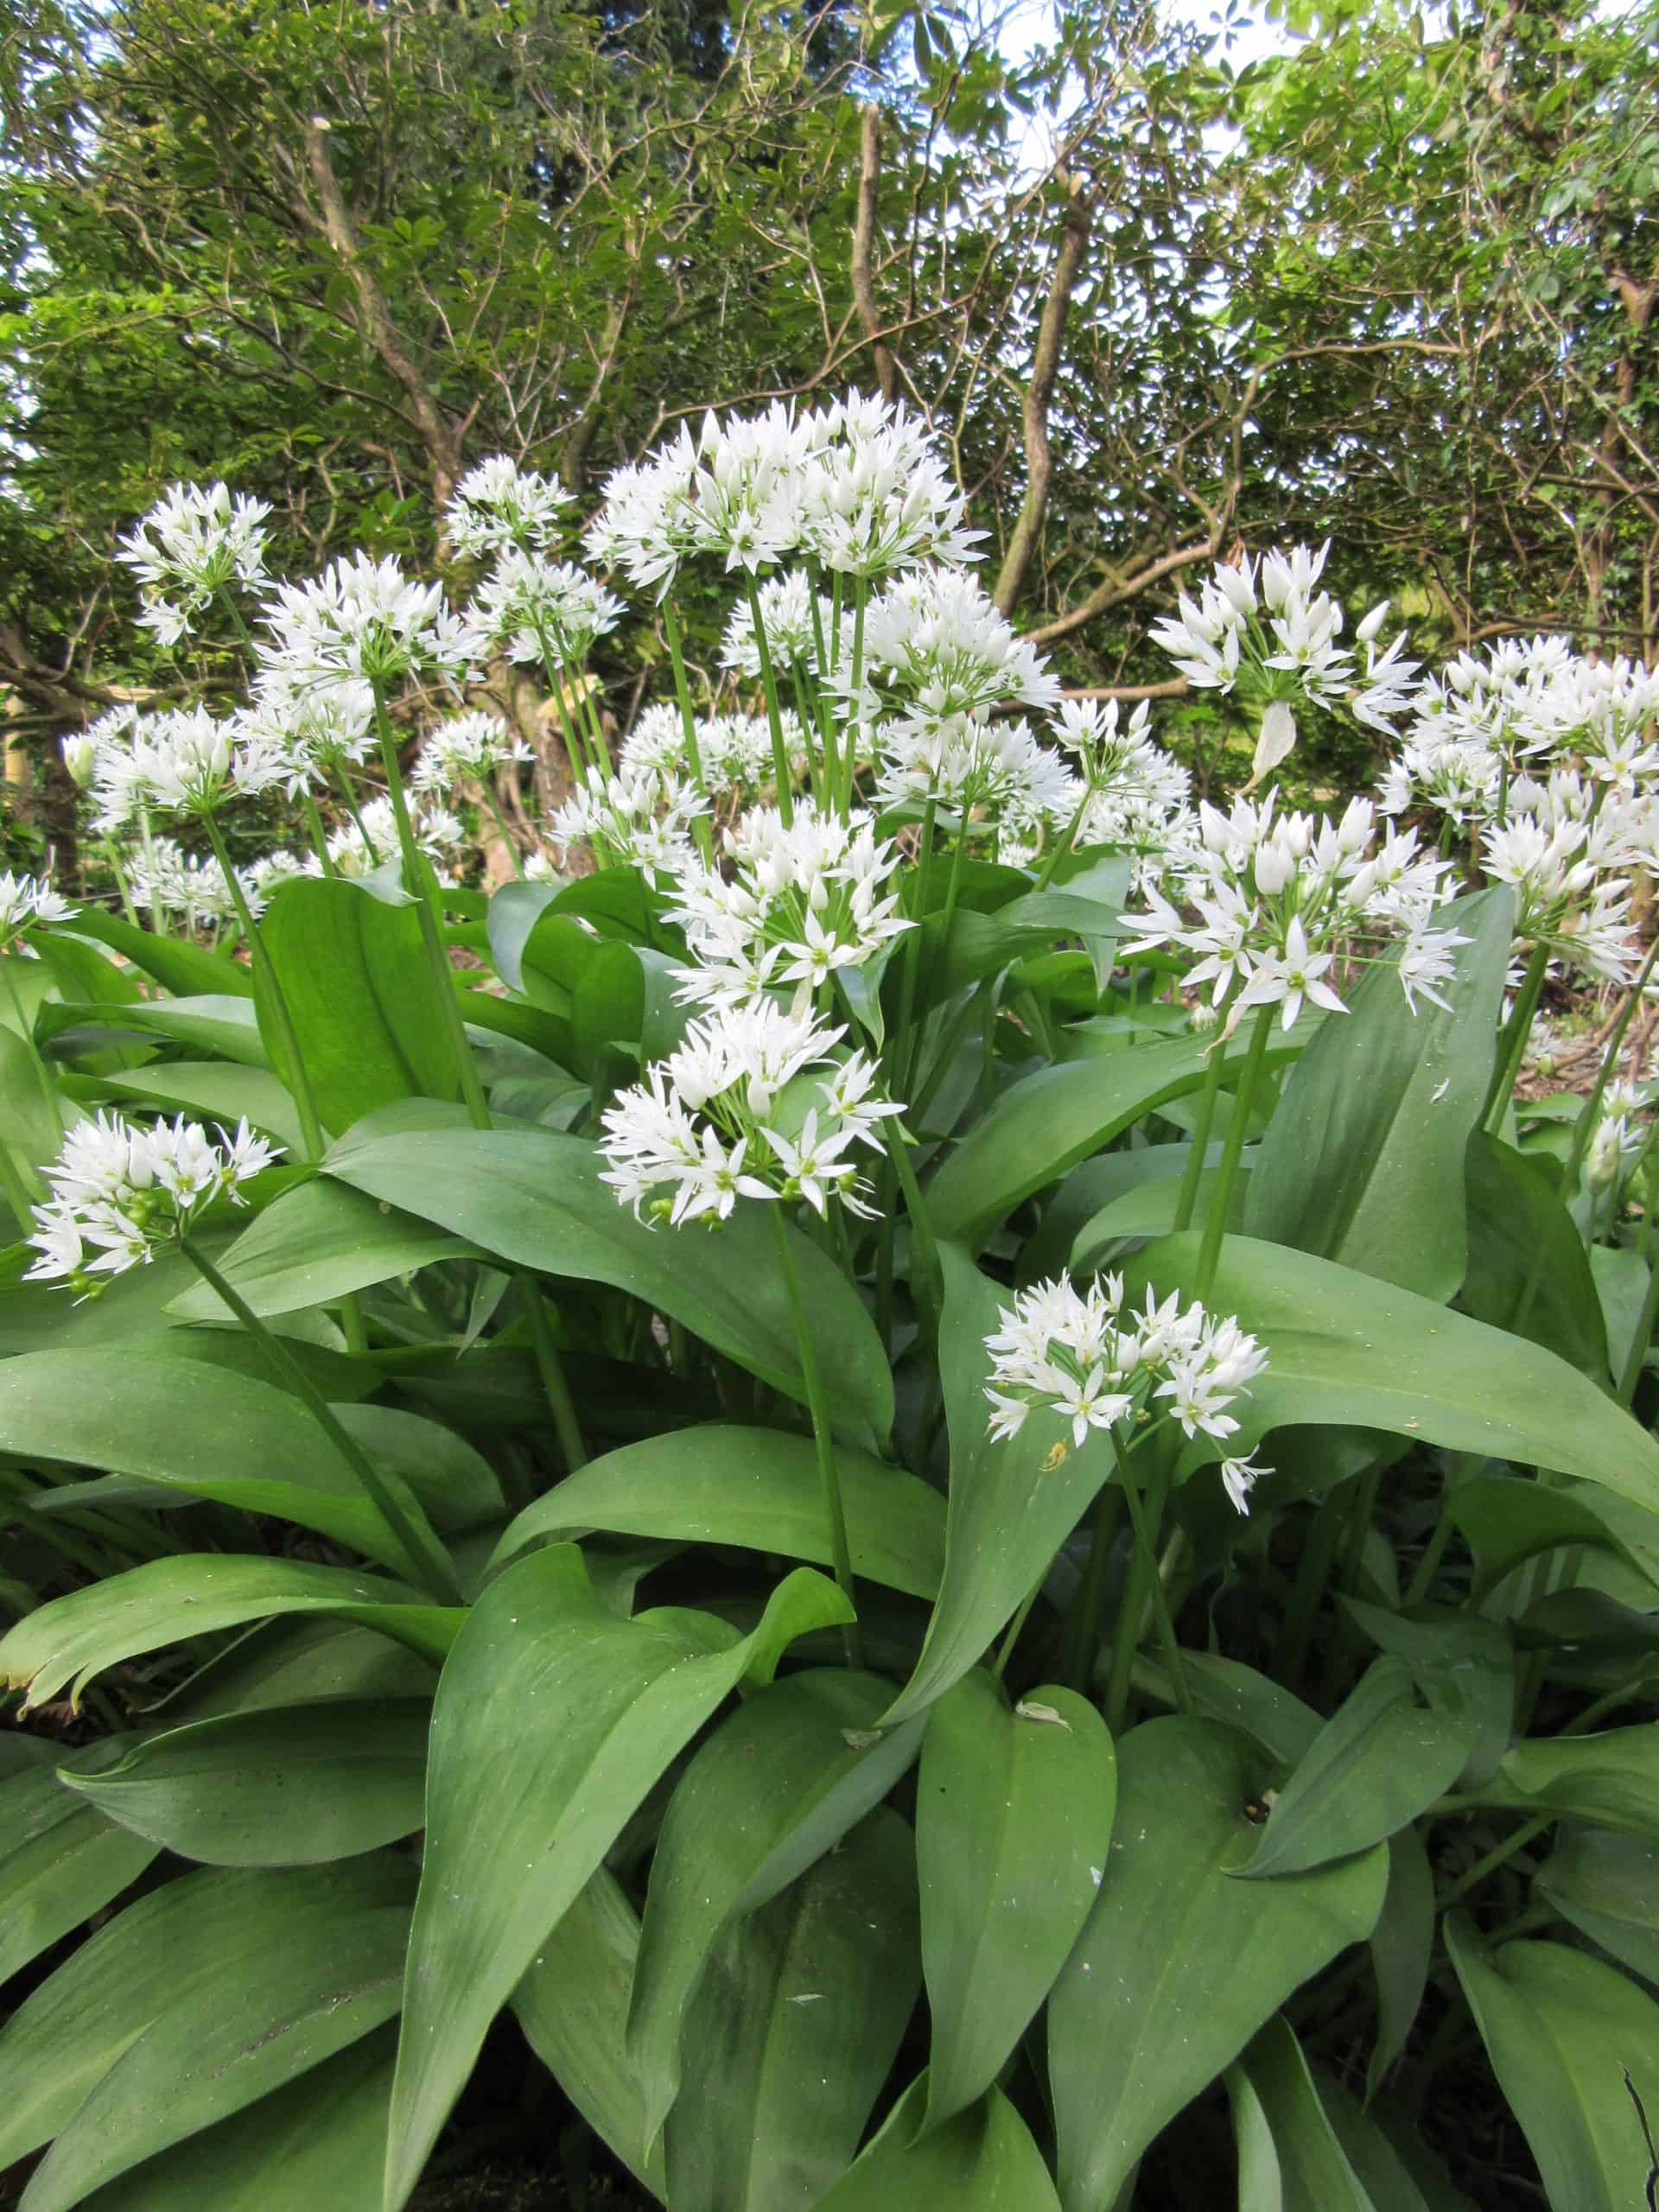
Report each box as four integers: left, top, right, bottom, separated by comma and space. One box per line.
3, 406, 1659, 2212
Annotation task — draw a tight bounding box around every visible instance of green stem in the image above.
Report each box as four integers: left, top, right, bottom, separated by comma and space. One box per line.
771, 1205, 859, 1664
334, 762, 380, 864
1104, 1467, 1163, 1729
371, 690, 491, 1128
302, 791, 337, 879
1068, 1479, 1126, 1699
569, 661, 613, 776
845, 575, 868, 811
202, 814, 325, 1161
744, 575, 794, 825
661, 599, 715, 860
482, 788, 524, 878
1194, 1003, 1273, 1300
1567, 935, 1659, 1198
1171, 989, 1240, 1235
181, 1235, 461, 1604
137, 806, 165, 934
991, 1573, 1047, 1681
519, 1274, 588, 1471
1484, 940, 1550, 1135
1116, 1443, 1192, 1714
1033, 786, 1092, 893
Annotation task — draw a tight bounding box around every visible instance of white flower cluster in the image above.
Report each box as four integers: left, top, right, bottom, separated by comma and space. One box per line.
1061, 698, 1196, 881
468, 552, 622, 670
720, 573, 852, 681
1586, 1075, 1654, 1194
257, 553, 479, 710
117, 482, 270, 647
1385, 639, 1659, 819
410, 712, 533, 798
0, 872, 75, 950
665, 801, 912, 1007
1150, 546, 1416, 752
128, 836, 256, 925
26, 1113, 279, 1294
983, 1273, 1269, 1508
308, 796, 463, 880
444, 456, 570, 560
619, 704, 803, 800
598, 1002, 901, 1224
233, 690, 377, 801
858, 568, 1061, 731
133, 707, 288, 822
588, 394, 980, 595
1479, 770, 1639, 984
548, 770, 699, 882
1127, 791, 1465, 1028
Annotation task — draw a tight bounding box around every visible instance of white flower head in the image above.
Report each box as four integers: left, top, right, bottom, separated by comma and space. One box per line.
117, 481, 270, 645
983, 1274, 1268, 1471
27, 1113, 281, 1298
257, 553, 480, 706
410, 711, 533, 797
599, 1001, 902, 1224
445, 455, 571, 559
0, 872, 75, 950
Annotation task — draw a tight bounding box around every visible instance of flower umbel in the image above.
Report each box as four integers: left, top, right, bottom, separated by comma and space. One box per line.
599, 1003, 902, 1224
27, 1114, 280, 1297
983, 1273, 1270, 1506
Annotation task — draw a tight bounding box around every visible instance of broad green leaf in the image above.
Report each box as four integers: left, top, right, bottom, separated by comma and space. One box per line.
1485, 1724, 1659, 1837
1229, 2016, 1373, 2211
1047, 1716, 1387, 2212
630, 1669, 924, 2148
151, 1617, 440, 1723
0, 1762, 159, 1984
83, 2027, 397, 2212
918, 1671, 1116, 2128
385, 1547, 851, 2211
1123, 1234, 1659, 1510
491, 1425, 944, 1598
120, 995, 270, 1067
512, 1871, 667, 2203
1141, 1649, 1320, 1763
1317, 2073, 1463, 2211
0, 1556, 459, 1710
0, 1022, 64, 1186
1236, 1658, 1477, 1879
1244, 887, 1510, 1301
20, 1870, 412, 2212
332, 1402, 503, 1534
1592, 1244, 1649, 1389
0, 1859, 412, 2171
93, 1063, 310, 1158
59, 908, 253, 999
1535, 1827, 1659, 1984
881, 1246, 1119, 1727
1462, 1133, 1608, 1378
1071, 1160, 1249, 1261
662, 1808, 920, 2212
928, 1024, 1312, 1247
1447, 1476, 1659, 1597
1446, 1917, 1659, 2212
0, 1349, 454, 1576
485, 879, 561, 991
59, 1699, 430, 1865
254, 876, 461, 1132
814, 2075, 1062, 2209
168, 1175, 482, 1319
326, 1127, 893, 1446
1368, 1825, 1434, 2100
1341, 1602, 1515, 1789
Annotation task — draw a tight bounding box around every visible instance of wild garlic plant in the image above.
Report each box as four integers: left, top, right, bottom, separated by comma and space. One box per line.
4, 400, 1659, 2212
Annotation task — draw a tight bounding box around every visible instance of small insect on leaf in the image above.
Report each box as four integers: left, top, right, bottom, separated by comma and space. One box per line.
1042, 1440, 1070, 1473
1016, 1700, 1072, 1730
